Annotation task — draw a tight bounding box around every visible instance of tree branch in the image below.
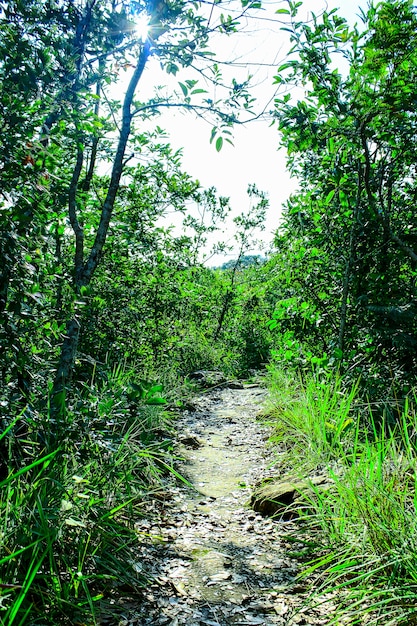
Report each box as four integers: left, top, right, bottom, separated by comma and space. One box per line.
68, 144, 85, 283
82, 40, 151, 284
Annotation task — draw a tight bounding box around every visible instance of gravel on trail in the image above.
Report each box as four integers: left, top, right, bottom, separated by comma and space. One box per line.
108, 384, 336, 626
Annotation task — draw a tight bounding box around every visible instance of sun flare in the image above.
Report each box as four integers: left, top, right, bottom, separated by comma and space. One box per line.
134, 13, 150, 41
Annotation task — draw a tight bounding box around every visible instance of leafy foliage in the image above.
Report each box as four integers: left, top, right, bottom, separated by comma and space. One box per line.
0, 0, 274, 621
264, 3, 417, 621
270, 0, 417, 406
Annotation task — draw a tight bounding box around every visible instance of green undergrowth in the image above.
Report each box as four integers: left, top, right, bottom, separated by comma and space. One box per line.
266, 367, 417, 625
0, 364, 182, 626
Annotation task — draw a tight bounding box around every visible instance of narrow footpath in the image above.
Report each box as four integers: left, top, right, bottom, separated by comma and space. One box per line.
118, 384, 335, 626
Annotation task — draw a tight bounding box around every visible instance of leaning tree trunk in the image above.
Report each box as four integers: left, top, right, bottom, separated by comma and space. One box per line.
51, 41, 151, 418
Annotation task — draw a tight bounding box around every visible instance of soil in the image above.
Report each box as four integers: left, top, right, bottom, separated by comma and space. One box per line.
108, 384, 337, 626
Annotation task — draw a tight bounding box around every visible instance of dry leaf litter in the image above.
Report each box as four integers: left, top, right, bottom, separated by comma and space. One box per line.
104, 384, 341, 626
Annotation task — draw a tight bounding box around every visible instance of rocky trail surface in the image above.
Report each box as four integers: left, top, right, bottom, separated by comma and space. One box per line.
112, 384, 335, 626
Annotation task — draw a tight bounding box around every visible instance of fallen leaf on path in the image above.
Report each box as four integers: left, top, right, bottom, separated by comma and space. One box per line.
207, 571, 232, 585
171, 581, 187, 596
274, 601, 289, 615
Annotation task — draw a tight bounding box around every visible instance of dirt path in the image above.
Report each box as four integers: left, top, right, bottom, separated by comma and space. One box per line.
118, 385, 333, 626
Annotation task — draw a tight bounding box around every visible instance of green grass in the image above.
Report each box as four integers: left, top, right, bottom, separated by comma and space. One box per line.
266, 367, 417, 625
0, 365, 181, 625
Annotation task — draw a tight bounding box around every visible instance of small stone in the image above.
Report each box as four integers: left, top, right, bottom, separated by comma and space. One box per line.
179, 435, 203, 449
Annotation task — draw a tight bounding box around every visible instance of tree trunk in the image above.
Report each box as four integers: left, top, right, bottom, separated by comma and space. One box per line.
214, 290, 233, 342
51, 41, 151, 415
50, 318, 81, 416
337, 165, 363, 356
337, 234, 354, 354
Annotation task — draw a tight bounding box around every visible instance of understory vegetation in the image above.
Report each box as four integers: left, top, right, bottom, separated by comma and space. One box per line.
261, 2, 417, 623
2, 0, 417, 623
267, 370, 417, 625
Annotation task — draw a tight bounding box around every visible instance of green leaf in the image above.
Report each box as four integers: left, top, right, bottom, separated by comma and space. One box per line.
276, 8, 290, 14
0, 451, 57, 488
215, 136, 223, 152
276, 62, 298, 72
178, 82, 188, 96
146, 397, 167, 405
333, 348, 343, 359
166, 62, 179, 75
149, 384, 164, 394
325, 189, 336, 205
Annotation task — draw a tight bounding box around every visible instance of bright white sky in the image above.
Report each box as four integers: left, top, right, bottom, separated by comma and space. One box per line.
137, 0, 365, 260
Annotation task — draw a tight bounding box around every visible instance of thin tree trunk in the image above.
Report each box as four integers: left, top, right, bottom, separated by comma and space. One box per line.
51, 41, 151, 414
336, 161, 364, 356
214, 290, 233, 342
337, 225, 355, 354
51, 318, 81, 416
214, 251, 242, 341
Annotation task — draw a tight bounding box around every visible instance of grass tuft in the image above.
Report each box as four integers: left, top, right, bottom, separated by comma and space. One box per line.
0, 363, 181, 625
266, 366, 417, 625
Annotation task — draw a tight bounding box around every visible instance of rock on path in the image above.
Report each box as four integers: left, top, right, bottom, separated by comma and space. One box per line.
114, 385, 336, 626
